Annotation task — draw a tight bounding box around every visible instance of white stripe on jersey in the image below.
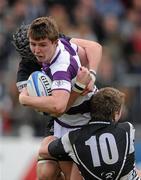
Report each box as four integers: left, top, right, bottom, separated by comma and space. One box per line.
16, 80, 27, 92
120, 168, 141, 180
61, 132, 79, 164
73, 144, 102, 180
52, 80, 71, 92
128, 122, 135, 154
115, 132, 129, 180
70, 42, 78, 52
50, 47, 72, 74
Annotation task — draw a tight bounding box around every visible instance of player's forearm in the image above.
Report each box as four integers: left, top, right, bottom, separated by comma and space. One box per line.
85, 42, 102, 71
19, 95, 55, 113
19, 95, 67, 116
66, 91, 80, 112
66, 67, 91, 111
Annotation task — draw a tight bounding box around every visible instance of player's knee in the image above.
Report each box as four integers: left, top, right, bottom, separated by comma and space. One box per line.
38, 146, 46, 157
38, 143, 49, 158
37, 159, 60, 180
39, 136, 57, 157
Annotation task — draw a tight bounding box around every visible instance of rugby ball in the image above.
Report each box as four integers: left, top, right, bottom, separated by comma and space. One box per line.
27, 71, 52, 97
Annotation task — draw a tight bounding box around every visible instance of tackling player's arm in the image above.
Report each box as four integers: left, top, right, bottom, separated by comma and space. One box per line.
66, 66, 91, 111
72, 38, 102, 95
16, 59, 41, 92
71, 38, 102, 72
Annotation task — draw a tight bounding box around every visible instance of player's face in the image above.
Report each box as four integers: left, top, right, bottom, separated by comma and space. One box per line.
29, 38, 57, 63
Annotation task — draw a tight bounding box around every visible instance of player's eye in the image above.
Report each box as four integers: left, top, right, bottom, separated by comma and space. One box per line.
39, 44, 47, 47
30, 42, 36, 46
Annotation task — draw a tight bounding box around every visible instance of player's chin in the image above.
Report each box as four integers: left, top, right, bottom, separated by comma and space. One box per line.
36, 59, 43, 63
35, 56, 44, 62
38, 59, 48, 64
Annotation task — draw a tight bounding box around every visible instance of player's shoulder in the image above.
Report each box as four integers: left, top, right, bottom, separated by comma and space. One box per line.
53, 44, 79, 69
68, 128, 83, 144
58, 40, 78, 59
55, 41, 70, 62
59, 33, 71, 41
118, 121, 135, 132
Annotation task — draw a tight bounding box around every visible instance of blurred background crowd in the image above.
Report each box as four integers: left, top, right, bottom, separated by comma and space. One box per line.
0, 0, 141, 138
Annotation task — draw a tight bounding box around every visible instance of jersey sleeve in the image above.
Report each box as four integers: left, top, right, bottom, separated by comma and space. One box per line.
51, 62, 75, 92
48, 138, 72, 161
127, 122, 135, 154
50, 49, 79, 92
16, 58, 42, 91
17, 58, 42, 82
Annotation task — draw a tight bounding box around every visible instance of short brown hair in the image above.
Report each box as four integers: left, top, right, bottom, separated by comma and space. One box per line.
90, 87, 125, 121
28, 16, 59, 42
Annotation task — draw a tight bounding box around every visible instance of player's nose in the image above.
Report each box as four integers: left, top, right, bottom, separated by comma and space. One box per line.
34, 46, 41, 54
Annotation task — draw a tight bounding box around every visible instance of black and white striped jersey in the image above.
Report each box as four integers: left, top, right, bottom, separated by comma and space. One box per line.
49, 121, 140, 180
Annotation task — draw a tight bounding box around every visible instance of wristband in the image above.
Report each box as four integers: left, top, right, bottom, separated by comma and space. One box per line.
72, 81, 86, 93
89, 69, 97, 77
89, 69, 96, 83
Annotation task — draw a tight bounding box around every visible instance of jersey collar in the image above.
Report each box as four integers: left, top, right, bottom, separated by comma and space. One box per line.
89, 121, 111, 125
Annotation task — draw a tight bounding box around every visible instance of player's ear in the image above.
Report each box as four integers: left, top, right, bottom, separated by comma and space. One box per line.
114, 108, 122, 122
54, 39, 58, 45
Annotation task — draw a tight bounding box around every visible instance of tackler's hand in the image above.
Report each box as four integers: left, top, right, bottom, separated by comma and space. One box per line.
73, 66, 91, 95
81, 80, 94, 96
81, 69, 96, 96
76, 66, 91, 85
